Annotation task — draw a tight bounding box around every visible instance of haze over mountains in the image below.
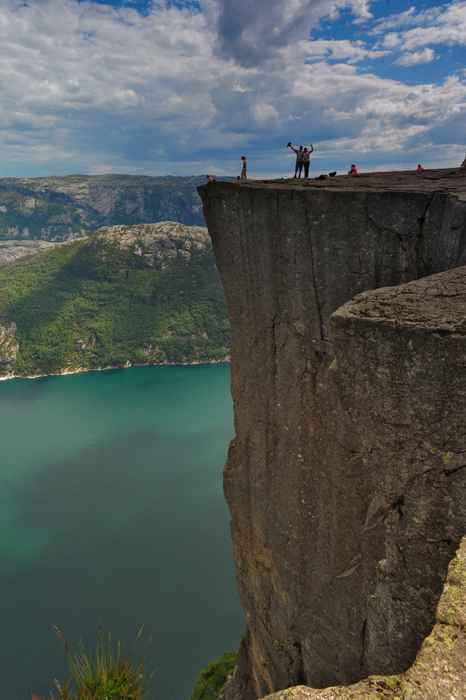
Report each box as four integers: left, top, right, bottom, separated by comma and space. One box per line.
0, 174, 209, 243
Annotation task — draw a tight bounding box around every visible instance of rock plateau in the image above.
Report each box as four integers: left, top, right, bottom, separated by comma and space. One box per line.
198, 169, 466, 699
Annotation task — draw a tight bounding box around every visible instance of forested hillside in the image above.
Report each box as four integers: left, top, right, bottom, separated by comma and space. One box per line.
0, 174, 210, 241
0, 222, 230, 378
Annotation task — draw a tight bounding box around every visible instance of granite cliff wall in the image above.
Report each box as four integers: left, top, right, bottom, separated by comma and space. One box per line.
198, 169, 466, 699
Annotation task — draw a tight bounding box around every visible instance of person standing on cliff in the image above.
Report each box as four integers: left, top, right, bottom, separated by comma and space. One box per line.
287, 143, 307, 178
241, 156, 247, 180
302, 145, 314, 178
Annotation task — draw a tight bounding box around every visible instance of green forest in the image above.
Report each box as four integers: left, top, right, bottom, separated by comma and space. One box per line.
0, 223, 230, 378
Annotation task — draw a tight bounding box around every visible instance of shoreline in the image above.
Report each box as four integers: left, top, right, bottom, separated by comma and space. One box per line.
0, 355, 231, 382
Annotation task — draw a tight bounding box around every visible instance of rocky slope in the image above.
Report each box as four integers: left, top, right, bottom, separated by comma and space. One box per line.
0, 174, 210, 242
198, 168, 466, 699
0, 239, 87, 264
0, 221, 229, 378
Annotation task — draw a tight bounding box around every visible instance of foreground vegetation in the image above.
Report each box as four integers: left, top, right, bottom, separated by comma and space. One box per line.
0, 222, 230, 377
32, 624, 154, 700
191, 651, 237, 700
31, 626, 235, 700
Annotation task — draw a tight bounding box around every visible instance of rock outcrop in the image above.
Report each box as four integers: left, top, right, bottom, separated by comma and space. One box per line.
0, 321, 19, 364
86, 221, 210, 270
198, 169, 466, 699
0, 239, 86, 265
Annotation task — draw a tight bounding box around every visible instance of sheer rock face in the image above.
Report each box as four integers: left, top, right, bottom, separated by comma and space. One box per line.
260, 506, 466, 700
331, 266, 466, 676
198, 170, 466, 700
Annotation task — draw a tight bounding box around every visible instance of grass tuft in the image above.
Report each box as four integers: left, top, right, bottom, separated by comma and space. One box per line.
32, 621, 154, 700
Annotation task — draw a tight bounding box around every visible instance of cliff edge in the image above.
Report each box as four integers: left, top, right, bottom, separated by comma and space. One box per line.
198, 169, 466, 699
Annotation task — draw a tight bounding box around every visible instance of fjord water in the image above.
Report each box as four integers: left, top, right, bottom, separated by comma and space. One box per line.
0, 364, 244, 700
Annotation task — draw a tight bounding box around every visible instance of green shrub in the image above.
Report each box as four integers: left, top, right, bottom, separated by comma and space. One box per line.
190, 651, 236, 700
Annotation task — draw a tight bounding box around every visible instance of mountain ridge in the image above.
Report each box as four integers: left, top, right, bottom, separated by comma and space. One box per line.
0, 174, 217, 242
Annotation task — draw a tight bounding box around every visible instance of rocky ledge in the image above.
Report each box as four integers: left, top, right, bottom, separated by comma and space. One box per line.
198, 168, 466, 699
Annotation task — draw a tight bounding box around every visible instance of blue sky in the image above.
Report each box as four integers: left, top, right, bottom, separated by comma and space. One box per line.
0, 0, 465, 178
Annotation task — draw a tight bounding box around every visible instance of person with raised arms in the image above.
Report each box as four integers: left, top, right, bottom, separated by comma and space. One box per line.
287, 142, 311, 178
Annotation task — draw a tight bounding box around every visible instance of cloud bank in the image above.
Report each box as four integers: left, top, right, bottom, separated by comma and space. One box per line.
0, 0, 464, 177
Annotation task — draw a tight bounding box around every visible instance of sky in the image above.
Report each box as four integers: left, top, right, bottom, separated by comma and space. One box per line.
0, 0, 465, 178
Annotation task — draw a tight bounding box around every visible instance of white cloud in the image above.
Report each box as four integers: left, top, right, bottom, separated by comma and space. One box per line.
372, 6, 417, 32
232, 84, 255, 93
382, 32, 401, 49
0, 0, 463, 178
396, 47, 436, 66
252, 103, 279, 123
374, 1, 466, 51
301, 37, 388, 62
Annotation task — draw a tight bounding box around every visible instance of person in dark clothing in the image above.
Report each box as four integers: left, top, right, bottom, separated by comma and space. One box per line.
287, 143, 304, 177
302, 145, 314, 178
241, 156, 247, 180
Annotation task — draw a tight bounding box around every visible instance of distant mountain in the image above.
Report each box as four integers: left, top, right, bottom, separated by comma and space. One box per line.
0, 221, 230, 378
0, 174, 211, 242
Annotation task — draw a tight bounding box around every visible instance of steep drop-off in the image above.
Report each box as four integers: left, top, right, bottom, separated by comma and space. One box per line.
263, 266, 466, 699
198, 169, 466, 699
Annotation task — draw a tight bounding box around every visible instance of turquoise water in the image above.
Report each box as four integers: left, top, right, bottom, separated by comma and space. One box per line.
0, 364, 244, 700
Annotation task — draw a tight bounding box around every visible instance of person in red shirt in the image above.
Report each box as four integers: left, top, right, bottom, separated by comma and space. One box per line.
417, 164, 424, 171
348, 164, 358, 175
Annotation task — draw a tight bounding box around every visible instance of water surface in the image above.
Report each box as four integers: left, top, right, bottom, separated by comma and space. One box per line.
0, 364, 244, 699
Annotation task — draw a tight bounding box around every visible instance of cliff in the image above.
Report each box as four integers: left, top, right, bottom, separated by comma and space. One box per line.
198, 168, 466, 698
0, 222, 229, 378
262, 525, 466, 699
